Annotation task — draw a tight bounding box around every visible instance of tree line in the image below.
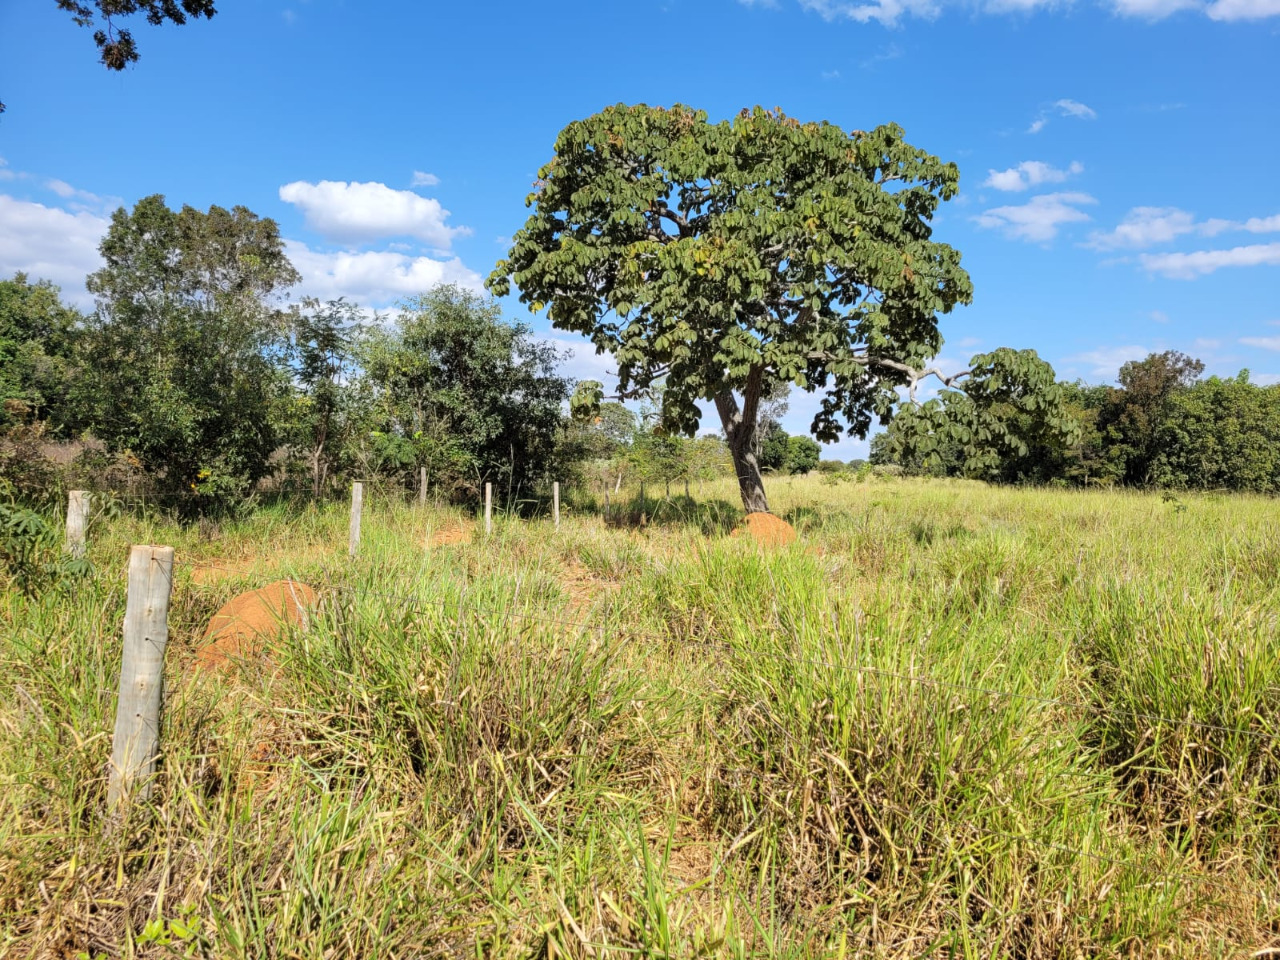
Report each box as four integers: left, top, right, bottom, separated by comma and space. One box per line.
0, 195, 807, 514
871, 350, 1280, 493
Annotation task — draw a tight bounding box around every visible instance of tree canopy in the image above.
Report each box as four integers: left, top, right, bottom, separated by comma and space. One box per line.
490, 103, 1069, 512
78, 194, 298, 506
356, 285, 572, 503
58, 0, 217, 70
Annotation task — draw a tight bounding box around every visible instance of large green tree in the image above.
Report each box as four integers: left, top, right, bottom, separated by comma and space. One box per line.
489, 104, 1071, 513
1099, 350, 1204, 485
356, 285, 571, 503
78, 195, 298, 506
0, 274, 81, 431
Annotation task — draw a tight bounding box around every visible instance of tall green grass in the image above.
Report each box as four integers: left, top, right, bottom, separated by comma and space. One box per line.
1, 478, 1277, 957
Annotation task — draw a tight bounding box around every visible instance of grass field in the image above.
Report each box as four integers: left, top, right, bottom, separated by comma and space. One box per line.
2, 476, 1279, 958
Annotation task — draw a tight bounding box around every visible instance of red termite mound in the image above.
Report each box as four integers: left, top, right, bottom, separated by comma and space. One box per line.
731, 512, 797, 548
197, 580, 317, 671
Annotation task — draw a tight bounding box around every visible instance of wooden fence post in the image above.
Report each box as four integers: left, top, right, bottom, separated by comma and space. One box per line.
485, 482, 493, 536
349, 481, 363, 558
107, 545, 175, 812
65, 490, 89, 558
553, 482, 560, 529
419, 467, 427, 506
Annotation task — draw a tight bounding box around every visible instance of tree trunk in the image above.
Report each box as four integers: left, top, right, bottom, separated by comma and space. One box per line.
715, 369, 771, 514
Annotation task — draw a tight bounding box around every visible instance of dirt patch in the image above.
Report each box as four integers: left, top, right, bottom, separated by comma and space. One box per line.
427, 523, 472, 548
559, 559, 620, 616
731, 512, 797, 547
196, 580, 317, 671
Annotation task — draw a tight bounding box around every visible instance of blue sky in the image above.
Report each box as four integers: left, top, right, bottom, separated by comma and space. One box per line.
2, 0, 1278, 458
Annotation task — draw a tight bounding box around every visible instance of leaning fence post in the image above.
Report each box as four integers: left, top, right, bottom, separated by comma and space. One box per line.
107, 545, 175, 813
349, 481, 363, 558
65, 490, 89, 558
553, 482, 560, 529
485, 482, 493, 536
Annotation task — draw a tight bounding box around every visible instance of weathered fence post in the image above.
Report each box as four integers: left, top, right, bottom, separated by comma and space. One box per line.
65, 490, 89, 558
349, 481, 363, 558
553, 482, 560, 529
485, 482, 493, 536
107, 545, 175, 812
419, 467, 427, 506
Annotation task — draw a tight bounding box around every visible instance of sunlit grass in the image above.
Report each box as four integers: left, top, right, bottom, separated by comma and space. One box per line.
2, 476, 1278, 957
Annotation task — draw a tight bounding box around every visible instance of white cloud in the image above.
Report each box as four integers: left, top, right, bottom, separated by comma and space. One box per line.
1149, 310, 1170, 323
1066, 344, 1151, 379
1110, 0, 1201, 14
285, 240, 482, 307
1146, 241, 1280, 280
1027, 99, 1098, 134
411, 170, 440, 187
1054, 99, 1097, 120
766, 0, 1280, 21
542, 335, 619, 388
1140, 243, 1280, 279
798, 0, 940, 25
1240, 336, 1280, 351
0, 195, 108, 306
1243, 214, 1280, 233
1088, 207, 1280, 251
1086, 207, 1197, 250
973, 192, 1096, 242
278, 180, 468, 247
821, 69, 842, 80
1206, 0, 1280, 18
983, 160, 1083, 192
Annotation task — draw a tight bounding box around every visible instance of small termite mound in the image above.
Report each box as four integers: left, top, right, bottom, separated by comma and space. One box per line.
731, 512, 797, 548
196, 580, 317, 671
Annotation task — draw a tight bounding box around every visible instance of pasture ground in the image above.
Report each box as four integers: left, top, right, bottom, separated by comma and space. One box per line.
2, 476, 1279, 958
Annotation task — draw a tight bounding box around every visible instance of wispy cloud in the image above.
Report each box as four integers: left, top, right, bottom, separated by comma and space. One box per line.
983, 160, 1083, 192
411, 170, 440, 187
973, 192, 1097, 243
1065, 344, 1151, 380
1141, 243, 1280, 279
747, 0, 1280, 22
1087, 207, 1280, 251
1240, 335, 1280, 351
1028, 99, 1099, 134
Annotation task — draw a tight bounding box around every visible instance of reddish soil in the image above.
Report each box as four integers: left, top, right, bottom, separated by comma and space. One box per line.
426, 523, 472, 548
731, 512, 797, 547
196, 580, 317, 671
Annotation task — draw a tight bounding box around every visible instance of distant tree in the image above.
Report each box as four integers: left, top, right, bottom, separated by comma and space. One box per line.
785, 435, 821, 474
491, 103, 1072, 514
284, 298, 361, 498
78, 195, 298, 507
357, 285, 570, 503
1153, 372, 1280, 492
759, 421, 791, 474
1100, 351, 1205, 485
0, 274, 81, 432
